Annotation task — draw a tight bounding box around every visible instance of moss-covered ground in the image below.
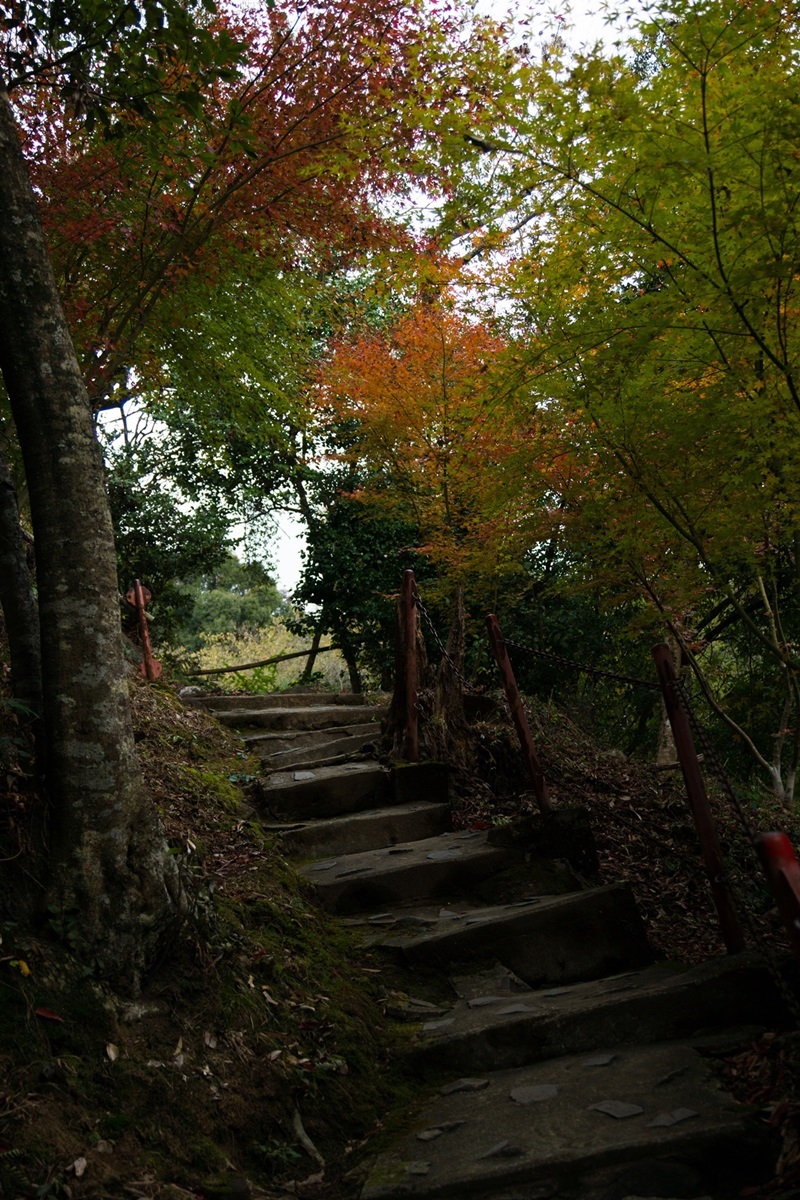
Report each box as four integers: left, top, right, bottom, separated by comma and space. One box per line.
0, 678, 423, 1200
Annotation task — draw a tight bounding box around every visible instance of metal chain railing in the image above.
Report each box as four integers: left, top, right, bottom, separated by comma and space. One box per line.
670, 675, 758, 845
501, 630, 800, 1019
412, 588, 482, 695
397, 580, 800, 1019
500, 636, 660, 692
411, 604, 661, 698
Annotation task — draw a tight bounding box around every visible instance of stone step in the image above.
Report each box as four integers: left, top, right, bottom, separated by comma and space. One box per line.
189, 690, 368, 712
268, 750, 364, 774
408, 954, 787, 1074
301, 831, 522, 915
365, 883, 653, 988
243, 722, 381, 754
269, 801, 453, 860
263, 729, 381, 771
256, 762, 391, 820
359, 1038, 767, 1200
219, 703, 386, 731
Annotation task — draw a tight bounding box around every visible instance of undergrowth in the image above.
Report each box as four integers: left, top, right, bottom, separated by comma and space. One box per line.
444, 694, 800, 966
0, 676, 408, 1200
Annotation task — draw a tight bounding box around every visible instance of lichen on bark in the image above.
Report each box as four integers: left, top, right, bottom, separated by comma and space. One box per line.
0, 82, 182, 992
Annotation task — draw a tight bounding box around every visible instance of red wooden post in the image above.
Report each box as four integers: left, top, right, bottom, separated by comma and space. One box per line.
652, 642, 744, 954
756, 832, 800, 966
126, 579, 162, 682
485, 614, 552, 813
401, 569, 419, 762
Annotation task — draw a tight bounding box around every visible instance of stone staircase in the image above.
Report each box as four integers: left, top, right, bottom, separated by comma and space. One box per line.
188, 688, 788, 1200
188, 689, 386, 773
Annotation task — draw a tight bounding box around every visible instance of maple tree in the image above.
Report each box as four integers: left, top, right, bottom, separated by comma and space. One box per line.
24, 0, 522, 662
96, 260, 319, 626
21, 0, 514, 404
470, 0, 800, 799
314, 289, 549, 605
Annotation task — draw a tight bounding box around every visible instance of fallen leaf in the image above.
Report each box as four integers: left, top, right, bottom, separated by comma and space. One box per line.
105, 1043, 119, 1062
72, 1157, 88, 1177
35, 1007, 64, 1022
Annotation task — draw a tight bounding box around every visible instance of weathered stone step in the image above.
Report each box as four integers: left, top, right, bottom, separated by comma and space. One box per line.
409, 954, 787, 1074
269, 801, 453, 860
257, 762, 391, 820
268, 750, 364, 774
301, 831, 521, 915
263, 729, 381, 771
360, 1039, 767, 1200
365, 883, 653, 988
220, 703, 386, 731
244, 721, 381, 754
189, 690, 368, 712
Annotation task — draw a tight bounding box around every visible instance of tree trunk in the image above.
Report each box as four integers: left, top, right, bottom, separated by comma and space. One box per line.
0, 443, 42, 719
334, 623, 362, 693
300, 625, 322, 684
428, 587, 474, 767
0, 84, 181, 990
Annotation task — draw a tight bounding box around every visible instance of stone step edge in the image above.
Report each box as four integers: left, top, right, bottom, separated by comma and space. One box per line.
405, 954, 789, 1073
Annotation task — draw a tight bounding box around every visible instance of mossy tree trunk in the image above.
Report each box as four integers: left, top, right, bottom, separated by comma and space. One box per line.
0, 83, 181, 989
0, 443, 42, 720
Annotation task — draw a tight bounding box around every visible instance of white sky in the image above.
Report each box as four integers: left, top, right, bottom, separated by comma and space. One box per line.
272, 511, 306, 593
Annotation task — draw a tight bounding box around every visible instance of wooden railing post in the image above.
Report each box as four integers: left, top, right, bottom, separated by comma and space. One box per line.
401, 569, 419, 762
125, 579, 162, 682
485, 614, 551, 813
652, 642, 745, 954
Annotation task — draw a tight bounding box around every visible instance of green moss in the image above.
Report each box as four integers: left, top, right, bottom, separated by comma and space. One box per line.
180, 766, 241, 812
101, 1112, 132, 1137
190, 1136, 229, 1172
361, 1157, 409, 1190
